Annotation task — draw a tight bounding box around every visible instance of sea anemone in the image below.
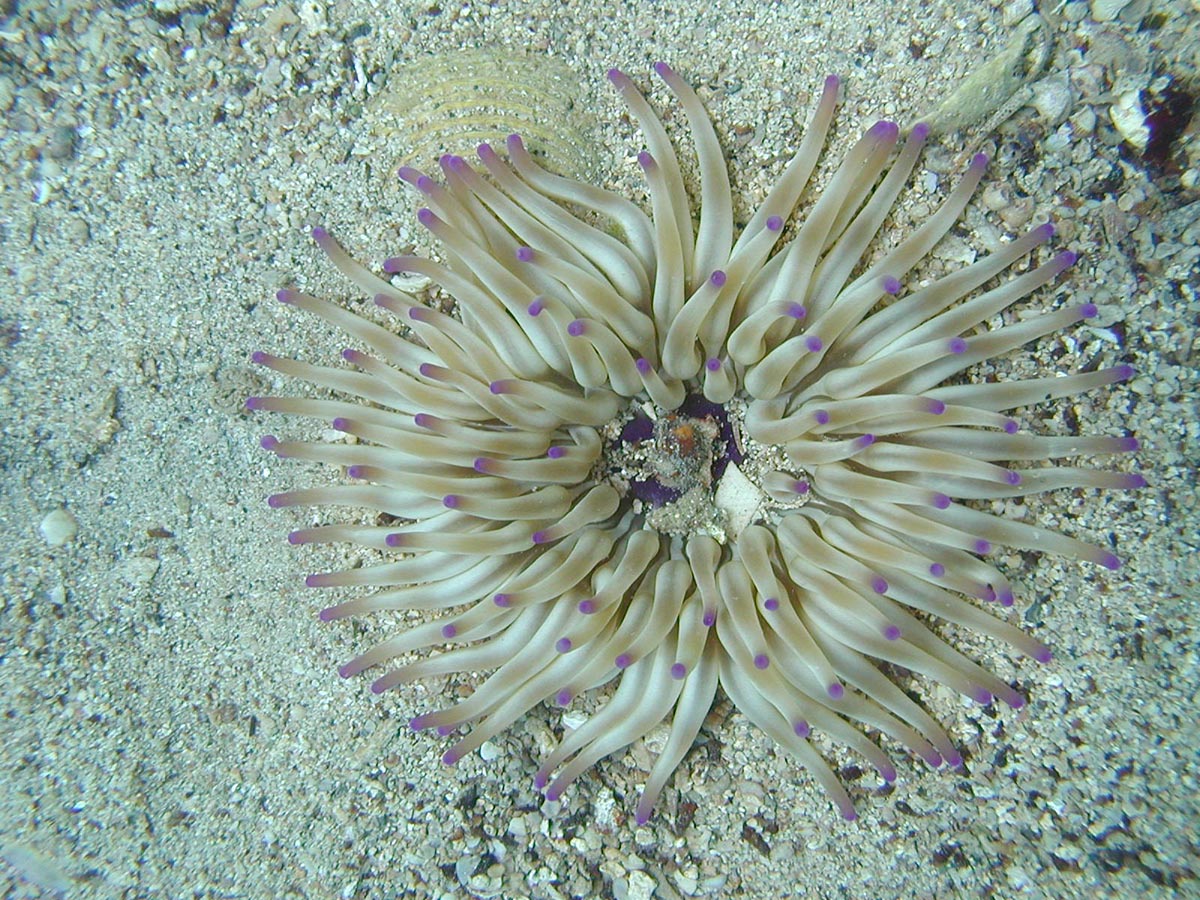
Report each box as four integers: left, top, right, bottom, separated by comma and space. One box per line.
248, 63, 1141, 824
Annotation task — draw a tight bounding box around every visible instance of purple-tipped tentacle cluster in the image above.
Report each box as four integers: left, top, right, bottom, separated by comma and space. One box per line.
248, 63, 1141, 825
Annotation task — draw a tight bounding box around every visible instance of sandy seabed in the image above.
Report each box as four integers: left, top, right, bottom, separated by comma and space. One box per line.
1, 0, 1197, 897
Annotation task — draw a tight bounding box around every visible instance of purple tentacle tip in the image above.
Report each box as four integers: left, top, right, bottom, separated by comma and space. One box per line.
753, 653, 770, 670
869, 120, 899, 140
670, 663, 687, 680
702, 609, 716, 627
828, 682, 845, 700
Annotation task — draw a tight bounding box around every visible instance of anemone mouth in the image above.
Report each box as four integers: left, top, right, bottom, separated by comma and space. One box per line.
250, 63, 1140, 825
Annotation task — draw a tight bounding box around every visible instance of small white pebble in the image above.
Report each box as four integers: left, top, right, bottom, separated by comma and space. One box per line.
39, 508, 78, 547
479, 740, 500, 761
626, 870, 657, 900
1001, 0, 1033, 26
1029, 74, 1072, 125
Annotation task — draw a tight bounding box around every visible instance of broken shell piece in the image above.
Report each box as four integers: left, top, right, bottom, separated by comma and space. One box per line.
714, 462, 766, 540
1110, 90, 1150, 153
